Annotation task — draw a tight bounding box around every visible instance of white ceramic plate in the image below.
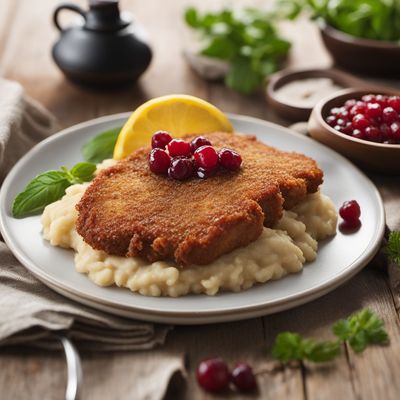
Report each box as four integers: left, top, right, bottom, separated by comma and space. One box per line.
0, 113, 385, 324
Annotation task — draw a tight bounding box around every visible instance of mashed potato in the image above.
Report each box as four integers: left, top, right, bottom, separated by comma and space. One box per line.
41, 178, 337, 297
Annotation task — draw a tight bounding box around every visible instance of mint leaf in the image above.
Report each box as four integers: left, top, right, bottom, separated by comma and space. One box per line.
271, 332, 340, 363
332, 309, 389, 353
12, 171, 71, 218
82, 127, 121, 163
70, 162, 96, 183
386, 231, 400, 266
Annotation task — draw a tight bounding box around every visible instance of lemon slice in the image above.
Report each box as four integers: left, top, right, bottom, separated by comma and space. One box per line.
113, 94, 234, 159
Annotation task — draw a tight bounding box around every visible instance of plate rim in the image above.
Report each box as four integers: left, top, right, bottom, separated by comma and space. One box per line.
0, 112, 385, 323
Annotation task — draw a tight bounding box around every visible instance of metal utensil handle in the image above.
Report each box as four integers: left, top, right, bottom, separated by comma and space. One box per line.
57, 335, 83, 400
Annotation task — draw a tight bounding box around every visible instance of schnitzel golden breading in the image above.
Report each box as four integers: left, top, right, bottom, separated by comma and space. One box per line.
76, 132, 323, 266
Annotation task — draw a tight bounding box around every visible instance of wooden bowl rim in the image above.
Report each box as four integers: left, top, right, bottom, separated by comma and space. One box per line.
320, 22, 400, 50
266, 67, 359, 114
313, 87, 400, 149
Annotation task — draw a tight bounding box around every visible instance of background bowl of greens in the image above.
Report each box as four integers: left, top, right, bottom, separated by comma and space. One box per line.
293, 0, 400, 76
320, 23, 400, 77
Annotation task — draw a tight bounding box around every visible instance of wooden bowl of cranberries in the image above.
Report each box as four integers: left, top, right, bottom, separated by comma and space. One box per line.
308, 88, 400, 174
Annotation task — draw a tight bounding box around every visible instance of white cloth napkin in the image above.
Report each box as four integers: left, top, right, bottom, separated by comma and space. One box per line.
0, 79, 182, 399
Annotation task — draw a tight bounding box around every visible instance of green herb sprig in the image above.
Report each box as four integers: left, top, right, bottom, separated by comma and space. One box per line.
12, 162, 96, 218
281, 0, 400, 42
184, 7, 291, 94
386, 231, 400, 266
272, 309, 389, 363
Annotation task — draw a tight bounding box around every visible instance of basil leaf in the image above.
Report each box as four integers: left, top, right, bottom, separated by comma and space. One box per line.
70, 162, 97, 183
12, 171, 71, 218
82, 127, 121, 163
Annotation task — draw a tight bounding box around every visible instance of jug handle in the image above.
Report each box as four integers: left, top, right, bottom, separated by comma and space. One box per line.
53, 3, 86, 32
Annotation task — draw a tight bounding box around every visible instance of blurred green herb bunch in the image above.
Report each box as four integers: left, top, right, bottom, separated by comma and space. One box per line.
184, 7, 296, 95
286, 0, 400, 42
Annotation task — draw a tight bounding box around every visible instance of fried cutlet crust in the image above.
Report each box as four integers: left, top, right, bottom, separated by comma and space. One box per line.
76, 132, 323, 266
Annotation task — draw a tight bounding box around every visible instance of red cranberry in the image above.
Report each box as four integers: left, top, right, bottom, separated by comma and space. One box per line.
350, 102, 366, 116
194, 145, 219, 171
339, 200, 361, 223
190, 136, 212, 153
335, 118, 346, 127
196, 358, 230, 393
231, 363, 257, 393
167, 139, 191, 157
219, 148, 242, 171
341, 122, 353, 135
365, 126, 381, 142
149, 148, 170, 175
382, 107, 398, 124
352, 129, 365, 140
344, 99, 357, 109
151, 131, 172, 149
390, 122, 400, 140
380, 123, 391, 139
388, 96, 400, 113
375, 94, 389, 107
330, 107, 341, 116
168, 157, 194, 180
365, 102, 382, 119
352, 114, 369, 130
362, 94, 376, 103
326, 115, 337, 127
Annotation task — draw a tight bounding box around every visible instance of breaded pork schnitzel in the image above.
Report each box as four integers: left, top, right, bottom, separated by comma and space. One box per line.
76, 132, 323, 266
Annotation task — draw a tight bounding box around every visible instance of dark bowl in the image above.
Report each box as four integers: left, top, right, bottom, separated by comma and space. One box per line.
308, 88, 400, 174
320, 24, 400, 77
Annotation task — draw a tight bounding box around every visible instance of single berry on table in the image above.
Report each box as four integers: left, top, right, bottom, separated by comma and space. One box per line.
151, 131, 172, 149
190, 136, 212, 153
231, 363, 257, 393
219, 148, 242, 171
196, 358, 230, 393
167, 139, 191, 157
148, 148, 170, 175
194, 145, 219, 171
339, 200, 361, 223
168, 157, 194, 180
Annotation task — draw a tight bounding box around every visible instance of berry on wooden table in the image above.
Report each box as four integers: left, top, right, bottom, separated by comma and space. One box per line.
196, 358, 230, 393
231, 362, 257, 393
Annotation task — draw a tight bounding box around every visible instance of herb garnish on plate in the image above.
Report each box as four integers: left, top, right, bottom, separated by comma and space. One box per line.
12, 127, 120, 218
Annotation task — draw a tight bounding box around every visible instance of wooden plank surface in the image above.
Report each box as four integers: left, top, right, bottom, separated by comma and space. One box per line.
0, 1, 399, 400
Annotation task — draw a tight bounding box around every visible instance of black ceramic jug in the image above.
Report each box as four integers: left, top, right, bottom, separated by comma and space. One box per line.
52, 0, 152, 87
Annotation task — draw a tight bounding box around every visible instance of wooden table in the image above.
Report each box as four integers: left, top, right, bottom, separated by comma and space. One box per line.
1, 1, 399, 399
